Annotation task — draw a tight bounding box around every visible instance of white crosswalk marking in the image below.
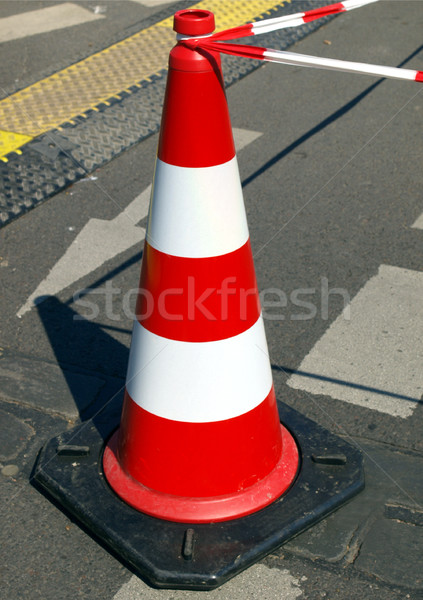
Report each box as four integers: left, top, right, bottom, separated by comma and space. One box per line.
287, 265, 423, 418
0, 3, 104, 44
16, 128, 262, 317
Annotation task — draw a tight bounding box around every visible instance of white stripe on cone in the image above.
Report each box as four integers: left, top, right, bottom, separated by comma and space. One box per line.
125, 315, 273, 422
147, 156, 249, 258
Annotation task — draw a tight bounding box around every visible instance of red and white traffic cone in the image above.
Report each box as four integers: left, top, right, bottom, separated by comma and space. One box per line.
103, 9, 299, 523
34, 9, 364, 588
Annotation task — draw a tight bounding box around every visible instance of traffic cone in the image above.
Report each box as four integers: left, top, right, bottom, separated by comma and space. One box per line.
33, 9, 364, 590
102, 8, 299, 523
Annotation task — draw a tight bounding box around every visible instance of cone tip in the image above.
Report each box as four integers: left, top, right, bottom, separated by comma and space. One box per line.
173, 9, 215, 36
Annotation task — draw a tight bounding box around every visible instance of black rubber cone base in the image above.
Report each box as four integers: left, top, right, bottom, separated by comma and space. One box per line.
33, 402, 364, 591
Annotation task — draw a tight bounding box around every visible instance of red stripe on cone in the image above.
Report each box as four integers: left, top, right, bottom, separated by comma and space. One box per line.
158, 66, 235, 168
103, 389, 299, 523
117, 386, 281, 497
136, 240, 260, 342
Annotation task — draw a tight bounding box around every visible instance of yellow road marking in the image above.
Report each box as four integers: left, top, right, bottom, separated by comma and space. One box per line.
0, 0, 288, 160
0, 130, 33, 162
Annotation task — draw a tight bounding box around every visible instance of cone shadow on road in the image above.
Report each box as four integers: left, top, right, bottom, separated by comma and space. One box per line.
242, 44, 423, 189
36, 295, 129, 436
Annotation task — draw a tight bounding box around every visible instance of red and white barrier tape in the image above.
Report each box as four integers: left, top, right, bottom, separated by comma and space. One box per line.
185, 39, 423, 83
181, 0, 422, 83
203, 0, 379, 42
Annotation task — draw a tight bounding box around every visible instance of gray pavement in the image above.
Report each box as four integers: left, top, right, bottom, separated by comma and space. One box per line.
1, 1, 423, 598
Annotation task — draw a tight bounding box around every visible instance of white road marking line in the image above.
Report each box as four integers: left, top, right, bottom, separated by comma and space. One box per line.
16, 188, 149, 318
17, 128, 262, 317
411, 213, 423, 229
0, 3, 104, 44
113, 565, 303, 599
287, 265, 423, 418
232, 127, 262, 151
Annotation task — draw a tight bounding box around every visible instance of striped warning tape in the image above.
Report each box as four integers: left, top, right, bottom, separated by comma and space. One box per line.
183, 0, 423, 84
195, 0, 380, 41
186, 40, 423, 83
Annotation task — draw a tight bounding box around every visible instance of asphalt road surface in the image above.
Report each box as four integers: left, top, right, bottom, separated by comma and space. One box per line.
1, 1, 422, 599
